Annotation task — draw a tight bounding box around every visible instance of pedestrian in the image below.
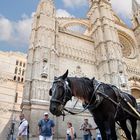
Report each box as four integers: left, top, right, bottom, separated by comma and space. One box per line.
80, 118, 93, 140
66, 122, 76, 140
17, 113, 28, 140
38, 112, 55, 140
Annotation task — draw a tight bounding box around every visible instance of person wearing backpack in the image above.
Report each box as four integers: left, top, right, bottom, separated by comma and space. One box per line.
17, 113, 28, 140
80, 119, 93, 140
66, 122, 76, 140
38, 112, 55, 140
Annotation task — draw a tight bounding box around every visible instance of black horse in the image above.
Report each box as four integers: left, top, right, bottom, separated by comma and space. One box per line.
49, 70, 140, 140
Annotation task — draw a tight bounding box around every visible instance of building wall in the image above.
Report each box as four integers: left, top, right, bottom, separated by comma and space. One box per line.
57, 31, 96, 78
0, 51, 26, 139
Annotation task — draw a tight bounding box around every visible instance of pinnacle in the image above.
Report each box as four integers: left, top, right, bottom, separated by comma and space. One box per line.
132, 0, 140, 13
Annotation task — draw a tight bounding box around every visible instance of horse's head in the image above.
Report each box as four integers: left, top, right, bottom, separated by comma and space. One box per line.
49, 70, 72, 116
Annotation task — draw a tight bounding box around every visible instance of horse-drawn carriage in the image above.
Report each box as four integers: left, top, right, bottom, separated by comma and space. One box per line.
117, 103, 140, 140
49, 70, 140, 140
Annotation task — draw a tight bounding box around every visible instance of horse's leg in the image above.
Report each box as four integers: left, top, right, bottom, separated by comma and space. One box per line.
107, 117, 117, 140
129, 118, 137, 140
94, 119, 107, 140
119, 120, 132, 140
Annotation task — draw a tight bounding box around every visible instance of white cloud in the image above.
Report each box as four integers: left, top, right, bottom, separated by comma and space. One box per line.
111, 0, 132, 18
0, 13, 33, 47
0, 9, 73, 49
56, 9, 74, 17
62, 0, 87, 8
61, 0, 140, 21
111, 0, 140, 19
1, 0, 140, 50
0, 15, 13, 41
14, 16, 32, 44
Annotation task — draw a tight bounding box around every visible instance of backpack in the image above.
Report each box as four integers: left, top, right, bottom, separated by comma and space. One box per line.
27, 124, 29, 138
74, 132, 77, 139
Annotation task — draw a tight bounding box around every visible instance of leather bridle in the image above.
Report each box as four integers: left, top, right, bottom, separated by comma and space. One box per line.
50, 79, 72, 107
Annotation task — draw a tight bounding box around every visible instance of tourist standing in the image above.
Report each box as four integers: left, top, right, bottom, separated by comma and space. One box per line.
38, 112, 55, 140
17, 113, 28, 140
66, 122, 76, 140
80, 119, 93, 140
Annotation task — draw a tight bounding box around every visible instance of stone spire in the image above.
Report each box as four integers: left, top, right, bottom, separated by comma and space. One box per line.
132, 0, 140, 14
132, 0, 140, 28
88, 0, 93, 7
22, 0, 57, 137
36, 0, 55, 16
87, 0, 128, 90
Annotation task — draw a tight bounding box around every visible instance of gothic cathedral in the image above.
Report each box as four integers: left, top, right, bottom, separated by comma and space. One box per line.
22, 0, 140, 139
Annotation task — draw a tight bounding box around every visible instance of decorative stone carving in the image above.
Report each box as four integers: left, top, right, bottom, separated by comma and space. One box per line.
0, 73, 8, 84
41, 58, 48, 78
118, 32, 137, 59
119, 72, 127, 87
0, 104, 12, 113
127, 66, 140, 76
70, 66, 86, 77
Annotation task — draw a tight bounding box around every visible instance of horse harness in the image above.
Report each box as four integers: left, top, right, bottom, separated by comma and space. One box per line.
63, 78, 140, 120
63, 79, 104, 115
92, 79, 140, 120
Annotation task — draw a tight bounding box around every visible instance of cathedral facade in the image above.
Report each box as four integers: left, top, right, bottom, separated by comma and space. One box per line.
22, 0, 140, 139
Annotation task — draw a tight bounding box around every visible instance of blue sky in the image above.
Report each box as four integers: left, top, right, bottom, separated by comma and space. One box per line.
0, 0, 137, 53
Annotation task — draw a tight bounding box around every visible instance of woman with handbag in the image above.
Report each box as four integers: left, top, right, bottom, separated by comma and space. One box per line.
66, 122, 76, 140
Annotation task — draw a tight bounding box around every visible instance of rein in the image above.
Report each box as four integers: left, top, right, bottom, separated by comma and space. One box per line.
64, 81, 140, 120
98, 90, 140, 120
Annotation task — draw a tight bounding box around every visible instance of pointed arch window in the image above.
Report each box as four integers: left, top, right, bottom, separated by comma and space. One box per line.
22, 70, 25, 76
15, 92, 18, 103
16, 60, 19, 65
21, 78, 24, 83
15, 67, 18, 74
23, 63, 25, 67
20, 61, 22, 66
18, 77, 20, 82
14, 76, 16, 81
18, 68, 21, 75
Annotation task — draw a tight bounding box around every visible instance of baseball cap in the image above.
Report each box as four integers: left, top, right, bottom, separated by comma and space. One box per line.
84, 118, 88, 120
44, 112, 49, 115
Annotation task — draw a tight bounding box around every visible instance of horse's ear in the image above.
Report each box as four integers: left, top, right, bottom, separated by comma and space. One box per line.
54, 76, 57, 80
62, 70, 68, 80
49, 88, 52, 96
92, 77, 95, 81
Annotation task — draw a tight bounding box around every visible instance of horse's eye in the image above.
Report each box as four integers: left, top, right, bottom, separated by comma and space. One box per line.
49, 88, 52, 96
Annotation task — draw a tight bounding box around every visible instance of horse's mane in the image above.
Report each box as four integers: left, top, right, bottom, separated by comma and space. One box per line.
68, 77, 94, 98
68, 76, 92, 86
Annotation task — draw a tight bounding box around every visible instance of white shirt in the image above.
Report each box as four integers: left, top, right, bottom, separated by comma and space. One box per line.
18, 119, 28, 136
67, 127, 75, 135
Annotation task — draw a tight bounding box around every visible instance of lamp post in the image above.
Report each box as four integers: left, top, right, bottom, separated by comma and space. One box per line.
8, 78, 18, 140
